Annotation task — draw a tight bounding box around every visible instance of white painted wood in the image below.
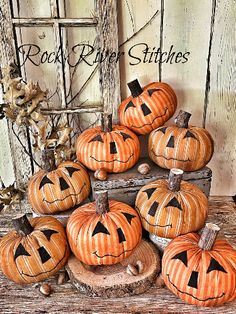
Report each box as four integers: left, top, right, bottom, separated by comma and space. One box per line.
161, 0, 212, 125
205, 0, 236, 195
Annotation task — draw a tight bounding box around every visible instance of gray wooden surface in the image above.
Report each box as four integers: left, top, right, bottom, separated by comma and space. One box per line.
0, 197, 236, 313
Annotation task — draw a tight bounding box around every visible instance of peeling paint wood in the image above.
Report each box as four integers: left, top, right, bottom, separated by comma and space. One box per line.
0, 197, 236, 313
205, 0, 236, 196
0, 0, 33, 188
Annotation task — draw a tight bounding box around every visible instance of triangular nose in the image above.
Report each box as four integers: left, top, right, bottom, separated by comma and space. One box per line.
141, 103, 152, 116
187, 271, 198, 289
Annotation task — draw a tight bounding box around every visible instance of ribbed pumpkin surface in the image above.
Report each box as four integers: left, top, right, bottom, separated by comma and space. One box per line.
135, 179, 208, 238
75, 125, 140, 173
67, 200, 142, 265
149, 125, 214, 171
118, 82, 177, 135
0, 217, 69, 284
162, 233, 236, 306
28, 161, 90, 214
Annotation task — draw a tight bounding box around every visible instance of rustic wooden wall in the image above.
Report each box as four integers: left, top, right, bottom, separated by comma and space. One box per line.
0, 0, 235, 196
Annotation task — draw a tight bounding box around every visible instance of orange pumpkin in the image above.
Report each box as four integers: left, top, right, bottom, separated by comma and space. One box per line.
149, 110, 214, 171
28, 160, 90, 214
135, 169, 208, 238
0, 214, 69, 284
118, 79, 177, 135
75, 114, 140, 173
162, 223, 236, 306
67, 191, 142, 265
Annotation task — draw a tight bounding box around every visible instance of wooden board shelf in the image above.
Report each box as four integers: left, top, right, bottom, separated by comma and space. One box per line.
0, 196, 236, 313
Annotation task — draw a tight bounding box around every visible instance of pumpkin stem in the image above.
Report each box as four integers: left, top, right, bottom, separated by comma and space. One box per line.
12, 214, 34, 236
101, 113, 113, 132
198, 223, 220, 250
175, 110, 191, 128
168, 168, 183, 191
95, 190, 109, 214
127, 79, 143, 97
41, 149, 56, 171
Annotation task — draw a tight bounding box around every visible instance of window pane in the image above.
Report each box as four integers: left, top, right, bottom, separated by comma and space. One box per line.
12, 0, 51, 18
58, 0, 95, 18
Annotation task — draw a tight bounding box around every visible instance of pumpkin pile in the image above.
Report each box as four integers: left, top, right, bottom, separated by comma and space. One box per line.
2, 74, 236, 309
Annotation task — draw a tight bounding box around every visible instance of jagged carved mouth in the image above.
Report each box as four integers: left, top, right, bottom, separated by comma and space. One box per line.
90, 154, 134, 163
151, 149, 191, 162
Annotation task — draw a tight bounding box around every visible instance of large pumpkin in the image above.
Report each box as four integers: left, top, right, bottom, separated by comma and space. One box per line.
118, 79, 177, 135
28, 157, 90, 214
135, 169, 208, 238
75, 114, 140, 173
0, 214, 69, 284
67, 191, 142, 265
162, 223, 236, 306
149, 110, 214, 171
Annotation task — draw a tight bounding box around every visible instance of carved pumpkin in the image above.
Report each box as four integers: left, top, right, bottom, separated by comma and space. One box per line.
118, 79, 177, 135
28, 157, 90, 214
149, 110, 214, 171
135, 169, 208, 238
67, 191, 142, 265
75, 114, 140, 173
162, 223, 236, 306
0, 215, 69, 284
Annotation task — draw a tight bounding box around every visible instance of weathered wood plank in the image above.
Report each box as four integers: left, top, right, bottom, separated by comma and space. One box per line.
0, 197, 236, 313
96, 0, 121, 121
161, 0, 212, 125
204, 0, 236, 196
0, 0, 33, 188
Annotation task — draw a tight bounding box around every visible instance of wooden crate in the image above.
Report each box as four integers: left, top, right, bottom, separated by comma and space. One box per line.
90, 157, 212, 206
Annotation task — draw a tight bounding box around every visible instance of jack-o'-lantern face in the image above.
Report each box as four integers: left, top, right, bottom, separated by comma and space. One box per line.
149, 115, 214, 171
0, 216, 69, 284
162, 233, 236, 306
28, 161, 90, 214
118, 80, 177, 135
66, 200, 142, 265
135, 177, 208, 238
75, 125, 140, 173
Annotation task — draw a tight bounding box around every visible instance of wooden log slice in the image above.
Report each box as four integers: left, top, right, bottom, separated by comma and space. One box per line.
66, 240, 160, 298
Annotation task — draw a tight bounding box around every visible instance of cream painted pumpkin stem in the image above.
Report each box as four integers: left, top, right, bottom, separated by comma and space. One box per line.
12, 214, 34, 236
198, 223, 220, 250
175, 110, 192, 128
168, 168, 183, 192
95, 190, 109, 214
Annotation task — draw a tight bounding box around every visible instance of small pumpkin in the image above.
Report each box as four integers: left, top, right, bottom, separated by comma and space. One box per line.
67, 191, 142, 265
118, 79, 177, 135
162, 223, 236, 306
75, 114, 140, 173
28, 150, 90, 214
149, 110, 214, 171
135, 168, 208, 238
0, 214, 69, 284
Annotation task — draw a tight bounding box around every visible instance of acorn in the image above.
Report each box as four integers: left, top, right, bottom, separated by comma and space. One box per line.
126, 264, 138, 276
138, 163, 150, 175
39, 283, 51, 296
94, 169, 107, 181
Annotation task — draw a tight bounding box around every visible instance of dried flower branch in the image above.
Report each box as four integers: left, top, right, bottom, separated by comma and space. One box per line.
0, 177, 24, 212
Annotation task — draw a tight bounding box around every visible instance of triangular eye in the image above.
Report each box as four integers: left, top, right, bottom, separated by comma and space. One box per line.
65, 166, 80, 177
38, 246, 51, 264
41, 229, 58, 241
92, 221, 110, 237
148, 88, 161, 97
122, 212, 136, 225
141, 103, 152, 116
125, 100, 135, 112
158, 127, 167, 134
207, 258, 227, 273
14, 243, 31, 260
59, 177, 70, 191
117, 228, 126, 243
39, 176, 54, 190
120, 132, 132, 141
166, 136, 175, 148
166, 197, 182, 211
171, 250, 188, 267
184, 131, 198, 140
89, 134, 103, 143
143, 188, 156, 199
148, 201, 159, 217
